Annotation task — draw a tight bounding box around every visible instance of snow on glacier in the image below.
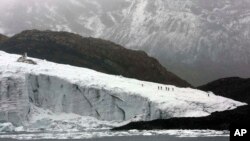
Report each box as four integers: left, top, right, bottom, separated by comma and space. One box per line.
0, 51, 246, 129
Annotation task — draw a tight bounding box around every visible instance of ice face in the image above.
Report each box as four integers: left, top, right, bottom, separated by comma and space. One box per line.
0, 75, 30, 126
26, 74, 160, 121
0, 73, 167, 125
0, 51, 246, 126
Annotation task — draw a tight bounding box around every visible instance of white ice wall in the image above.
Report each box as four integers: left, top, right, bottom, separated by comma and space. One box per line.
26, 74, 161, 122
0, 73, 163, 126
0, 74, 30, 126
0, 51, 246, 126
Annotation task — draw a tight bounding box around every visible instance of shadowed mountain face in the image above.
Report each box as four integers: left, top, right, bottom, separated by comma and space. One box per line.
0, 30, 190, 87
0, 0, 250, 86
198, 77, 250, 104
0, 34, 8, 43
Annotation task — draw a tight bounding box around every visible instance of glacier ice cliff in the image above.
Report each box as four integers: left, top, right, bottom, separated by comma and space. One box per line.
0, 51, 246, 126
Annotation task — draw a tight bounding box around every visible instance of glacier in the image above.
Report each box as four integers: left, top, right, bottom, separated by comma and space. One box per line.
0, 51, 246, 130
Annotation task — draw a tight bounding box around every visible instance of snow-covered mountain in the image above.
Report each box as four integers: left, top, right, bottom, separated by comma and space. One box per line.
0, 0, 250, 86
0, 51, 245, 132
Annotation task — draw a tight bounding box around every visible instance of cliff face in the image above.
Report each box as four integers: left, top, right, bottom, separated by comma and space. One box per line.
0, 30, 190, 87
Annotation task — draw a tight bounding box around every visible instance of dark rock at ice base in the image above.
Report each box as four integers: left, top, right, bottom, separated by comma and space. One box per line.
113, 105, 250, 131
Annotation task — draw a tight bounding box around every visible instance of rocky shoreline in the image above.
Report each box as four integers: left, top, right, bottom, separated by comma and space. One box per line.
112, 105, 249, 131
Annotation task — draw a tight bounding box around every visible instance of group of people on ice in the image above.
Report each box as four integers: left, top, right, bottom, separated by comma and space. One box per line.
141, 83, 211, 97
157, 86, 174, 91
141, 84, 175, 91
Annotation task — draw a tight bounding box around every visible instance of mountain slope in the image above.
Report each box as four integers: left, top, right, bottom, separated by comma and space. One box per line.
198, 77, 250, 104
0, 51, 244, 127
0, 30, 190, 87
0, 34, 7, 43
0, 0, 250, 86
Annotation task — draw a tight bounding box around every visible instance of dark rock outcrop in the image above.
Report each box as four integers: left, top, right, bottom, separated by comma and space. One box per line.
198, 77, 250, 104
0, 30, 190, 87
